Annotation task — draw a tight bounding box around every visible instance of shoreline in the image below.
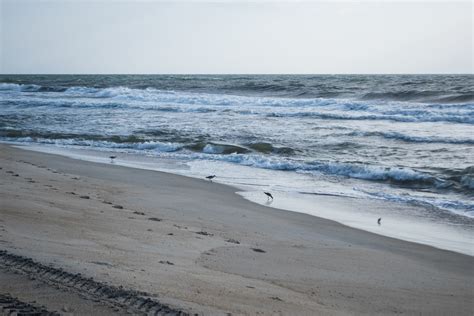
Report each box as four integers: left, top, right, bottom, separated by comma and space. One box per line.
10, 142, 474, 256
1, 144, 473, 315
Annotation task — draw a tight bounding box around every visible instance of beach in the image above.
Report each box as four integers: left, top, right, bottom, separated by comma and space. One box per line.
0, 143, 472, 315
1, 75, 473, 256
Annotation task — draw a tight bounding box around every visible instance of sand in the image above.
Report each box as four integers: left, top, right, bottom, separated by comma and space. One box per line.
0, 144, 473, 315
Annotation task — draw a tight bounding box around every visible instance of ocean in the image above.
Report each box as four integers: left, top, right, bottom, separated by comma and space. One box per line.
1, 74, 473, 253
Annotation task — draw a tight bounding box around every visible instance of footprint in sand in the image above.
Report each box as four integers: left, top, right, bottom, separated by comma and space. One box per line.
148, 217, 162, 222
159, 260, 174, 265
90, 261, 113, 267
196, 231, 213, 236
226, 238, 240, 244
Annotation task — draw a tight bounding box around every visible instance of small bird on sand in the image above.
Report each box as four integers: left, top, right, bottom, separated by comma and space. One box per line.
206, 175, 216, 181
264, 192, 274, 200
109, 155, 117, 163
377, 218, 382, 225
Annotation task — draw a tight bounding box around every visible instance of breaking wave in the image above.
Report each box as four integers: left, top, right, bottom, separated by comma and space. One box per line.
1, 136, 182, 153
2, 82, 473, 125
0, 83, 41, 92
1, 129, 473, 192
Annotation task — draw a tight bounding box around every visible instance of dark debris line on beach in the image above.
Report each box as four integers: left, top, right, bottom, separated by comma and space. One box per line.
0, 250, 190, 316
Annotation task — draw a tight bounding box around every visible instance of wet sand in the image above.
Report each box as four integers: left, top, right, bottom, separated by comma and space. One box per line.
0, 144, 473, 315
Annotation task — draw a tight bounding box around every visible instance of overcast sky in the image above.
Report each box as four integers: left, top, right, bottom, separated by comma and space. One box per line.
0, 0, 472, 74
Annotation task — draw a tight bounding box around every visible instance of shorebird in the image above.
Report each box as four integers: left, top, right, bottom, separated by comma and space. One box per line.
206, 175, 216, 181
377, 218, 382, 225
264, 192, 273, 200
109, 155, 117, 163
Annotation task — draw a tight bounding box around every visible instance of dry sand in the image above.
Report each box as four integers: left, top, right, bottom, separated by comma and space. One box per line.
0, 144, 472, 315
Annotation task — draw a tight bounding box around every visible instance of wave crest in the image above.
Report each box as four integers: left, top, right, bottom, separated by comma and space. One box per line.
351, 131, 474, 145
0, 83, 41, 92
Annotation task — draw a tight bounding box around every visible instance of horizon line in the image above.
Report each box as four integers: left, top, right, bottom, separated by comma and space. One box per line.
1, 73, 473, 76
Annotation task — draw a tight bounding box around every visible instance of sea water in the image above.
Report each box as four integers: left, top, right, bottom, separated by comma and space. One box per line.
1, 74, 472, 254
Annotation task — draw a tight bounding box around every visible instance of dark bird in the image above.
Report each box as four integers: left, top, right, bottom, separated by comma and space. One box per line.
206, 175, 216, 181
109, 155, 117, 163
264, 192, 273, 200
377, 218, 382, 225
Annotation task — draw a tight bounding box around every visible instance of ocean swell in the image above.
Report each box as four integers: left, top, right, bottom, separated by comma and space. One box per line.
267, 111, 474, 124
351, 131, 474, 145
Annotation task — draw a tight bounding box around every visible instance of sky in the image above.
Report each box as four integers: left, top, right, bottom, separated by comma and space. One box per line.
0, 0, 472, 74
